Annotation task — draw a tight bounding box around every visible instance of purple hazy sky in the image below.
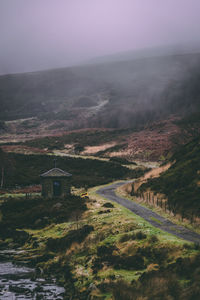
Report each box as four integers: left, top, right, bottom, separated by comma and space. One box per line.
0, 0, 200, 74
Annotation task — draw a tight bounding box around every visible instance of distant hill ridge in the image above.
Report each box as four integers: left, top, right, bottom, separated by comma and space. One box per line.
89, 42, 200, 64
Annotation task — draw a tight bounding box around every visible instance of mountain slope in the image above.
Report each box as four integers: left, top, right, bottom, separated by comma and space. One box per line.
0, 53, 200, 130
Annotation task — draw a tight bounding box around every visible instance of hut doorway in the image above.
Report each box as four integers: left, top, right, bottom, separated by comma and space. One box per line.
53, 180, 61, 197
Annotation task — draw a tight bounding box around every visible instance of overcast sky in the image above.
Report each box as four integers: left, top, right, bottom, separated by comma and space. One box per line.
0, 0, 200, 75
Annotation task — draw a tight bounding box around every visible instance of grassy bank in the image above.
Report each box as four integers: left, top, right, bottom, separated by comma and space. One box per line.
116, 185, 200, 235
139, 136, 200, 221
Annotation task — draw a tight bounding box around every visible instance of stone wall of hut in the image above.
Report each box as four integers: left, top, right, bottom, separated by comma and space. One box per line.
41, 177, 71, 198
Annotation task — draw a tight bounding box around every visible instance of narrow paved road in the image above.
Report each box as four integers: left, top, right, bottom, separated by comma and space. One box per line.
97, 181, 200, 244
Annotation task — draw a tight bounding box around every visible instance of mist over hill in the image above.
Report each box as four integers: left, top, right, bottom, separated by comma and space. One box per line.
0, 52, 200, 129
89, 42, 200, 64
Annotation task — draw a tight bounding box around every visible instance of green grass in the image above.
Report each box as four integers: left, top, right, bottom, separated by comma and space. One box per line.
150, 217, 163, 225
119, 205, 185, 245
8, 179, 199, 299
98, 268, 141, 282
26, 222, 71, 239
91, 183, 189, 246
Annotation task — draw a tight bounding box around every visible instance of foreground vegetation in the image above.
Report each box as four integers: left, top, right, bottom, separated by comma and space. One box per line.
0, 185, 200, 299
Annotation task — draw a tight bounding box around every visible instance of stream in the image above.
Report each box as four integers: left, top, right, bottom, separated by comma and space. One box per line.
0, 250, 65, 300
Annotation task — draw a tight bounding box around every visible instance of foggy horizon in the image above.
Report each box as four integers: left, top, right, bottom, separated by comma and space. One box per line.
1, 0, 200, 75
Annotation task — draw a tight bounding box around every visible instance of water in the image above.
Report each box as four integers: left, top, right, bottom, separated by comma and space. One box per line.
0, 251, 65, 300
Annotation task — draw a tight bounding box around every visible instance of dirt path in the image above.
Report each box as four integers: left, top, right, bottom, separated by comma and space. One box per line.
97, 181, 200, 244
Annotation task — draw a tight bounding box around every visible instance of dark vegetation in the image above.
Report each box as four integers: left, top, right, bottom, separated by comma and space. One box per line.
93, 238, 169, 275
0, 121, 6, 131
0, 149, 144, 188
89, 231, 200, 300
109, 157, 136, 165
119, 231, 147, 243
0, 193, 86, 256
0, 53, 200, 129
140, 136, 200, 220
0, 195, 86, 230
172, 111, 200, 146
102, 202, 114, 208
112, 254, 200, 300
24, 128, 131, 150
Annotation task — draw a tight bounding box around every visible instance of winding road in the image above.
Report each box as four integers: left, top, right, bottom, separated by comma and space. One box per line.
97, 181, 200, 244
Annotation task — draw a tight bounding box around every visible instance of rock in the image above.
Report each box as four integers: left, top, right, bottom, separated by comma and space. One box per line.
88, 283, 98, 291
52, 203, 63, 210
35, 294, 44, 300
34, 285, 43, 293
34, 219, 42, 226
9, 285, 31, 294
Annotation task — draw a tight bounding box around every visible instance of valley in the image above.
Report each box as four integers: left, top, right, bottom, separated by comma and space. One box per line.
1, 1, 200, 298
0, 51, 200, 299
0, 133, 200, 299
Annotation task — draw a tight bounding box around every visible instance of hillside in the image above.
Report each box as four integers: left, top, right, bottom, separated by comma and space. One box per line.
0, 53, 200, 131
139, 136, 200, 220
0, 149, 144, 189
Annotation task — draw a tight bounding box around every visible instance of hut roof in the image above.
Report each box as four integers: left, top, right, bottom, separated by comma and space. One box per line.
40, 168, 72, 178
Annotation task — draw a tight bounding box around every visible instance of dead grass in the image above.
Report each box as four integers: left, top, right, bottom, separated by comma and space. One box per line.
82, 142, 117, 155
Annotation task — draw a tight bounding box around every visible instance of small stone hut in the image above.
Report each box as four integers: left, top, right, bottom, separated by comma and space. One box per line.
40, 168, 72, 198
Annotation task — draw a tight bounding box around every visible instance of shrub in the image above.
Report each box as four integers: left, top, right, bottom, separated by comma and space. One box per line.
119, 234, 132, 243
102, 202, 114, 208
135, 231, 147, 240
109, 157, 135, 165
98, 209, 111, 214
112, 280, 138, 300
114, 255, 145, 270
149, 235, 159, 243
97, 244, 116, 257
119, 233, 136, 243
